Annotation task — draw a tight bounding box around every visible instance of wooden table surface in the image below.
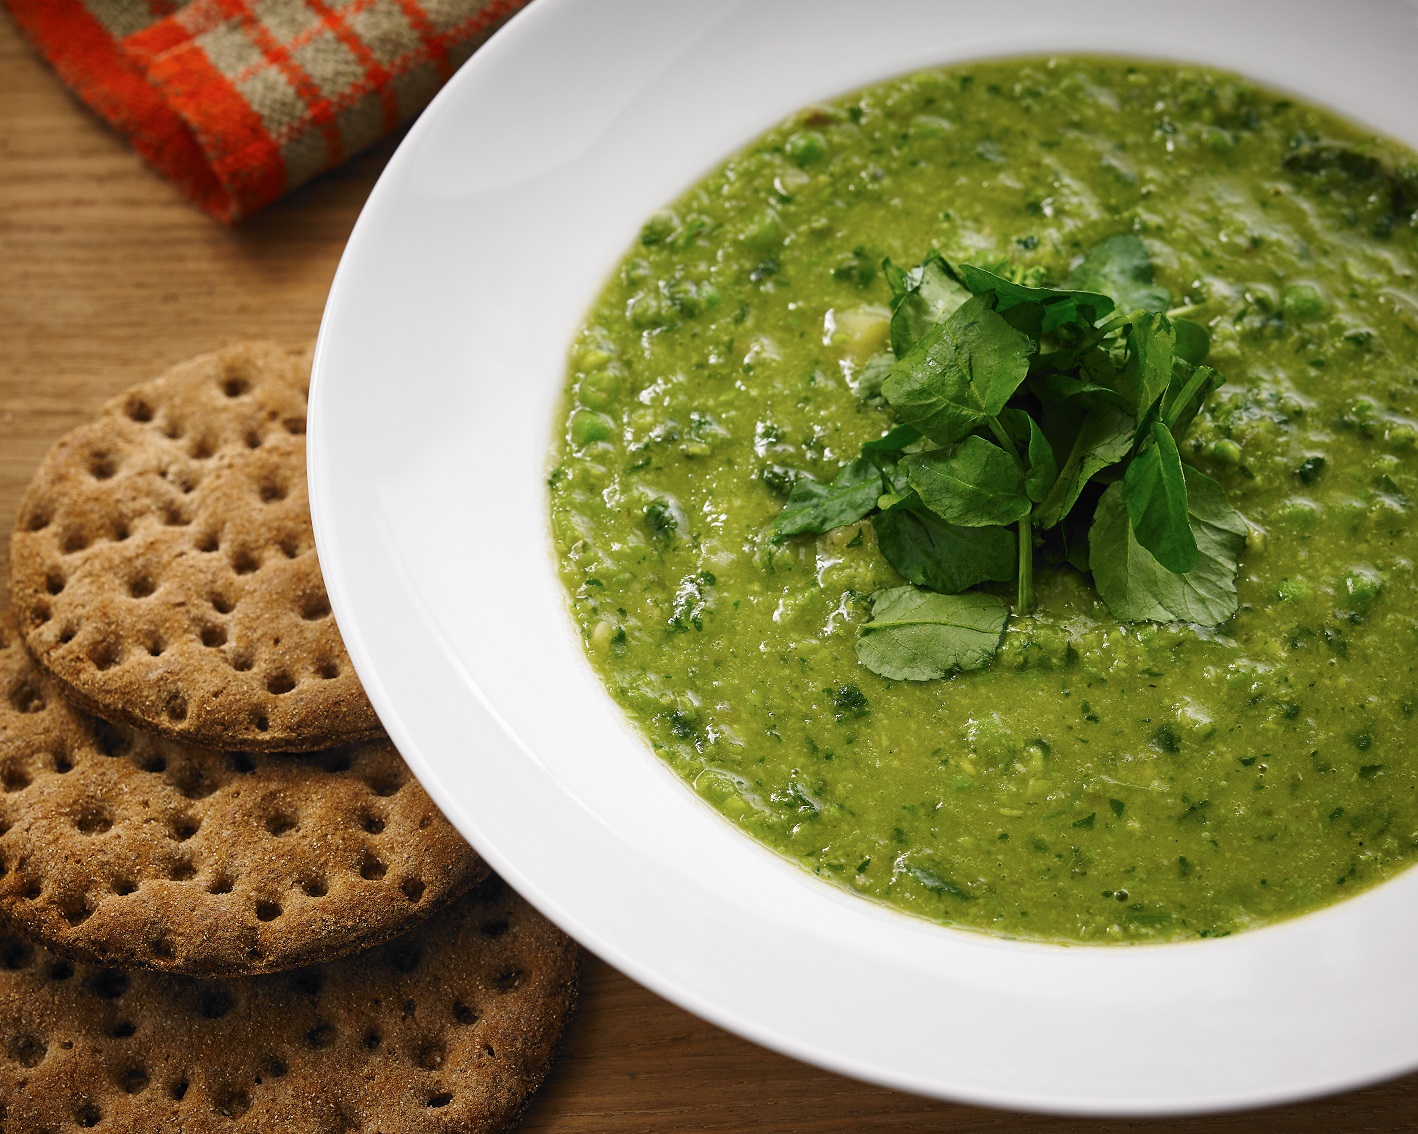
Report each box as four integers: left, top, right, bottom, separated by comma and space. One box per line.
4, 16, 1418, 1132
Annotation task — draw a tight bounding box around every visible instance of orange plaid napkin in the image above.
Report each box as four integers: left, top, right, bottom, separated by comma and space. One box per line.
4, 0, 528, 222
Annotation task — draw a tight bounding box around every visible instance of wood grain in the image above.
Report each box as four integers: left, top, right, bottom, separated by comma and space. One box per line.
2, 13, 1417, 1131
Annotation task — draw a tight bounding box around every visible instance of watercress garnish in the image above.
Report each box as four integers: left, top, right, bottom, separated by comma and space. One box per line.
879, 293, 1033, 446
901, 436, 1031, 528
1062, 233, 1171, 315
854, 588, 1010, 682
773, 457, 880, 537
1089, 467, 1248, 624
771, 234, 1246, 680
871, 502, 1017, 595
883, 252, 970, 356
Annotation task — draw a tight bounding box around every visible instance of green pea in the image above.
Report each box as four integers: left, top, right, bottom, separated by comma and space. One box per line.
909, 115, 953, 140
1275, 498, 1320, 532
570, 410, 615, 448
696, 770, 738, 804
1282, 283, 1327, 321
1387, 423, 1418, 452
1342, 566, 1383, 607
627, 291, 673, 329
1336, 498, 1369, 526
1210, 438, 1242, 465
785, 129, 827, 166
578, 367, 623, 410
739, 209, 784, 251
640, 210, 678, 246
577, 346, 614, 371
1372, 453, 1403, 478
665, 278, 719, 316
1277, 577, 1309, 602
1202, 126, 1235, 154
621, 258, 652, 286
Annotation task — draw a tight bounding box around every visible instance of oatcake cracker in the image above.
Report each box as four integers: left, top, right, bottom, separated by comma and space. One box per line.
0, 612, 486, 977
9, 342, 382, 752
0, 876, 578, 1134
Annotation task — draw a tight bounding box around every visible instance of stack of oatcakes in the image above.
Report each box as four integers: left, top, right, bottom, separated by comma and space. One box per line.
0, 344, 577, 1132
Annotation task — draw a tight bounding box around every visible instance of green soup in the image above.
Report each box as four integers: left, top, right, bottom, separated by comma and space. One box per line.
548, 57, 1418, 942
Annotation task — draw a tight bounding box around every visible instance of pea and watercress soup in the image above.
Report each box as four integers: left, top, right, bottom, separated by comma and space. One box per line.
548, 57, 1418, 942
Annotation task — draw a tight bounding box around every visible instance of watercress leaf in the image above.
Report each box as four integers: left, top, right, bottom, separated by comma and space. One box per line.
1121, 423, 1198, 572
775, 458, 882, 537
1130, 384, 1165, 454
1020, 414, 1060, 503
999, 407, 1059, 502
1173, 318, 1211, 366
997, 406, 1032, 447
886, 252, 971, 356
1029, 327, 1117, 380
1029, 367, 1132, 414
1164, 363, 1225, 444
860, 423, 923, 456
876, 456, 912, 500
1079, 344, 1124, 387
881, 293, 1033, 445
853, 350, 896, 404
1089, 469, 1248, 625
1118, 312, 1176, 422
882, 258, 908, 299
902, 436, 1030, 526
871, 500, 1016, 593
1061, 483, 1100, 572
1033, 403, 1135, 528
1063, 234, 1171, 314
856, 586, 1009, 681
894, 852, 972, 899
1026, 354, 1129, 479
958, 263, 1115, 335
1039, 481, 1102, 569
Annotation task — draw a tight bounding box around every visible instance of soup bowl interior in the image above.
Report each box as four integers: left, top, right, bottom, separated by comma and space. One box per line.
309, 0, 1418, 1114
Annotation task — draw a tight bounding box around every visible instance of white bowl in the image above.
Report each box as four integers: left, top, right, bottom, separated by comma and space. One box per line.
309, 0, 1418, 1115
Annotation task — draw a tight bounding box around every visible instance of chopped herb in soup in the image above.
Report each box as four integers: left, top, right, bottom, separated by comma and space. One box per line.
548, 57, 1418, 942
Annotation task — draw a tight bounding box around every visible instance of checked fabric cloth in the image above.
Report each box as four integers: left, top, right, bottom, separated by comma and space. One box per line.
4, 0, 529, 221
